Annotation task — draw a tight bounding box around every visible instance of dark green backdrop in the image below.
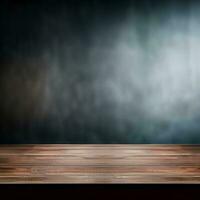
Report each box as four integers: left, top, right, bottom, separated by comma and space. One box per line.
0, 0, 200, 143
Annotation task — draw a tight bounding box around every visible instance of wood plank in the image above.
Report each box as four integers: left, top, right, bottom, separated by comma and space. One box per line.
0, 145, 199, 183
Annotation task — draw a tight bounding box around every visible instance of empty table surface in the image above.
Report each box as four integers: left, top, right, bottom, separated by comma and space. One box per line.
0, 145, 199, 183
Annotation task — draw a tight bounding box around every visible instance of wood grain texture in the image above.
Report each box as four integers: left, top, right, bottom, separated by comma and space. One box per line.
0, 145, 199, 183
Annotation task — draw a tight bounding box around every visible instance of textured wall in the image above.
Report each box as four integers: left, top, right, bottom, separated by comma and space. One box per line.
0, 0, 200, 143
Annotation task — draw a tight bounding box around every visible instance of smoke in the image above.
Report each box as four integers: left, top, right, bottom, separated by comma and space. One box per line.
0, 0, 200, 143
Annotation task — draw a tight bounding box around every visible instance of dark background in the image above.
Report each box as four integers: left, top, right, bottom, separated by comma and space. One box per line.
0, 184, 199, 200
1, 0, 200, 143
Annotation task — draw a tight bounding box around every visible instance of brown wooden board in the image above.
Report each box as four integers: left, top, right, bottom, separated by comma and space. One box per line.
0, 145, 199, 183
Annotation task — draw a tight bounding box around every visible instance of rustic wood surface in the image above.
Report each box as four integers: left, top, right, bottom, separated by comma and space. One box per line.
0, 145, 199, 183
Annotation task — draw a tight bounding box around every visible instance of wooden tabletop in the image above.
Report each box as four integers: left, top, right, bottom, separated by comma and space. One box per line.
0, 145, 200, 183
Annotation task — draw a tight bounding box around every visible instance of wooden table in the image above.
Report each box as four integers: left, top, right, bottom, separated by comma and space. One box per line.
0, 145, 199, 183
